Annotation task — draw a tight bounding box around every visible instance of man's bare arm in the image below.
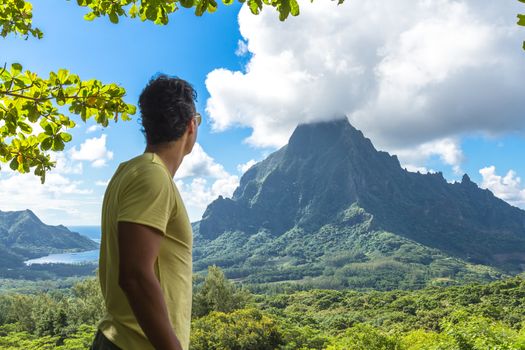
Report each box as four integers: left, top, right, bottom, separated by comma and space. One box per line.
117, 221, 183, 350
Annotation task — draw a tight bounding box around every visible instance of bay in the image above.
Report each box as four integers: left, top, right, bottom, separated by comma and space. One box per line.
24, 226, 101, 265
24, 249, 99, 265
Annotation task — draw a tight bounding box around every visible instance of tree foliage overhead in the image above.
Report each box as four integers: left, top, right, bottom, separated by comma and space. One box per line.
0, 64, 135, 182
0, 0, 42, 39
73, 0, 326, 24
0, 0, 135, 182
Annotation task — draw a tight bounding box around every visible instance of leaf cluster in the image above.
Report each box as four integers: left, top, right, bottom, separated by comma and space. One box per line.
0, 0, 42, 38
0, 63, 135, 182
73, 0, 331, 24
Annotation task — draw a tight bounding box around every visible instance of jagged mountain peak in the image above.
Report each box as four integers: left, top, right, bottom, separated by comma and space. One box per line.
286, 118, 380, 159
198, 120, 525, 275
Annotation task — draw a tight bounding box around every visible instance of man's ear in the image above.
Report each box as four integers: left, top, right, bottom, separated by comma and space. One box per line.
187, 118, 196, 135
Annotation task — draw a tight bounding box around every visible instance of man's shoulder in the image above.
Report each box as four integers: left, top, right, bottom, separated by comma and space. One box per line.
121, 153, 170, 179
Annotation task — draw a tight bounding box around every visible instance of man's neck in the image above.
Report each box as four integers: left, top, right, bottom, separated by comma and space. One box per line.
144, 141, 186, 178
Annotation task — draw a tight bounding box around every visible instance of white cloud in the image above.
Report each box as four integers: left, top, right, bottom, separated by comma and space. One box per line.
237, 159, 257, 174
176, 175, 239, 222
394, 137, 464, 175
175, 144, 240, 221
479, 166, 525, 208
236, 40, 249, 56
95, 180, 109, 186
176, 143, 230, 179
403, 165, 431, 174
0, 170, 99, 225
70, 134, 114, 168
51, 152, 83, 175
205, 0, 525, 171
86, 125, 103, 133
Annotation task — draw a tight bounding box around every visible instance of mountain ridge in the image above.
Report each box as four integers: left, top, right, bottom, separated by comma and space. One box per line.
194, 118, 525, 290
0, 209, 98, 262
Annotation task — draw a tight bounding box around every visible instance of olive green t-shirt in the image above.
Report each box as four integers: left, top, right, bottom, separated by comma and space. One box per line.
97, 152, 193, 350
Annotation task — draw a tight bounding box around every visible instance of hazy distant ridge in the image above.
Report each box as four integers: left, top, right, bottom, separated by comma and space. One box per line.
0, 210, 98, 268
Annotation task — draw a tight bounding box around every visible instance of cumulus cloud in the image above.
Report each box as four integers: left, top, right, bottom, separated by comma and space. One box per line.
479, 166, 525, 208
86, 125, 103, 133
176, 175, 239, 222
235, 40, 249, 56
0, 169, 99, 225
52, 152, 83, 175
205, 0, 525, 171
70, 134, 114, 168
176, 143, 230, 179
394, 137, 464, 175
175, 143, 240, 221
237, 159, 257, 174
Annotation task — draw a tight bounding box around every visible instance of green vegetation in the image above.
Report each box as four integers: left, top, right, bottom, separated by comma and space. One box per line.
2, 267, 525, 349
0, 263, 97, 281
195, 220, 505, 292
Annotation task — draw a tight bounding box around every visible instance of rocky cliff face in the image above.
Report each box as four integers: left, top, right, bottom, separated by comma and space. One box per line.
196, 118, 525, 280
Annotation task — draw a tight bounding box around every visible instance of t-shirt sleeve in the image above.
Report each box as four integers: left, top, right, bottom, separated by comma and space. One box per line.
117, 165, 175, 235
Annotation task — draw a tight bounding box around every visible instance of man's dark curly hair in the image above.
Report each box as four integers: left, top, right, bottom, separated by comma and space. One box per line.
139, 74, 197, 145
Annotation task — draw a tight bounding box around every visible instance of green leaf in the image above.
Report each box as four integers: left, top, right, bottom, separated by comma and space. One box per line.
208, 0, 218, 13
11, 63, 23, 76
52, 138, 65, 151
195, 0, 208, 16
57, 69, 69, 84
9, 158, 19, 171
248, 0, 261, 15
41, 137, 53, 151
84, 12, 97, 21
18, 122, 32, 134
129, 3, 139, 17
179, 0, 195, 8
109, 12, 119, 24
290, 0, 299, 16
60, 133, 73, 142
518, 14, 525, 26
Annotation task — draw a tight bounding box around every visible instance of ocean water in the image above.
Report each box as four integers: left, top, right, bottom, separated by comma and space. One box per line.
24, 226, 101, 265
24, 249, 99, 265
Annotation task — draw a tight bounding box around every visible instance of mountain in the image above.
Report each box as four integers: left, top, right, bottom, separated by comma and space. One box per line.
193, 119, 525, 290
0, 209, 98, 266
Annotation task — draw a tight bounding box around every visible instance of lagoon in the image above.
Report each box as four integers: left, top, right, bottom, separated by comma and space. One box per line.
24, 226, 101, 266
24, 249, 99, 265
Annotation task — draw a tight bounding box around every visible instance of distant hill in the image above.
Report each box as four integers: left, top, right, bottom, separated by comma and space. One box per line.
0, 210, 98, 268
193, 119, 525, 290
68, 226, 101, 242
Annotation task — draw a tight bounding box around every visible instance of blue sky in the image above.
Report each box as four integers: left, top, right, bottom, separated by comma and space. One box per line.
0, 0, 524, 225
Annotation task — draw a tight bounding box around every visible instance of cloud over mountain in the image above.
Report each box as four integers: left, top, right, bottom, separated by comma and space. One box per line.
206, 0, 525, 170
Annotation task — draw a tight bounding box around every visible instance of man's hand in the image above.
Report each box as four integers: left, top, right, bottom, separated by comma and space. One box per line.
117, 221, 183, 350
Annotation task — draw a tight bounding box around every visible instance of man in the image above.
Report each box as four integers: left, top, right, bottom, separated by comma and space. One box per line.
91, 75, 200, 350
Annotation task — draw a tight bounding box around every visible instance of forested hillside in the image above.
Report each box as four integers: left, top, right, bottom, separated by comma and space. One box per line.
1, 268, 525, 349
194, 120, 525, 290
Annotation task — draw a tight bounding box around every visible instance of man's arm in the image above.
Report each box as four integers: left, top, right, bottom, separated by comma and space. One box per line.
117, 221, 183, 350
